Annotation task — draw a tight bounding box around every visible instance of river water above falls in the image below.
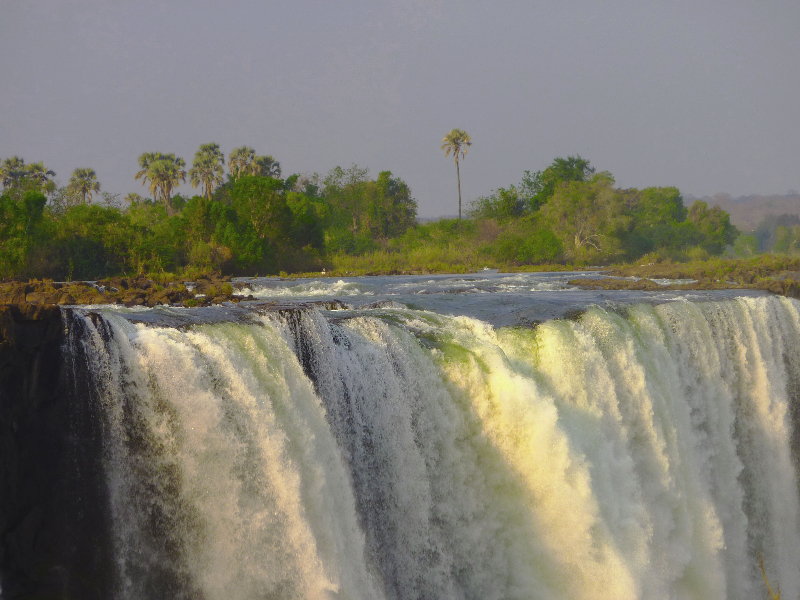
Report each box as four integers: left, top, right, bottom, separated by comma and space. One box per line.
3, 272, 799, 599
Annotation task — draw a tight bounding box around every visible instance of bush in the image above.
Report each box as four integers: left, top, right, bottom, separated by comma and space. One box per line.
493, 229, 562, 264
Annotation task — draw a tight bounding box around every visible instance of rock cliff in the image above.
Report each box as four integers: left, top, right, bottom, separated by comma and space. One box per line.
0, 305, 114, 599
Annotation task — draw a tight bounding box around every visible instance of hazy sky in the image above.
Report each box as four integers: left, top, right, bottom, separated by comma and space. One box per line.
2, 0, 799, 217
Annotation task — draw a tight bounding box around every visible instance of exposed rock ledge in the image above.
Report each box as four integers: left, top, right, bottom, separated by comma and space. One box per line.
0, 273, 255, 308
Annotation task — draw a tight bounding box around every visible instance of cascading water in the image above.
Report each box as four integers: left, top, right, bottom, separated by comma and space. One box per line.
5, 286, 800, 599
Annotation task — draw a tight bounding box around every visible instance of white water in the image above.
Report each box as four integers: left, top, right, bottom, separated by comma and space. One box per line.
72, 295, 800, 599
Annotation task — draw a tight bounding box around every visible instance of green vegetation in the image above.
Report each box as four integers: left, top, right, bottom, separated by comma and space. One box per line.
467, 156, 738, 266
0, 146, 757, 282
189, 142, 225, 200
0, 144, 418, 280
134, 152, 187, 214
68, 168, 100, 205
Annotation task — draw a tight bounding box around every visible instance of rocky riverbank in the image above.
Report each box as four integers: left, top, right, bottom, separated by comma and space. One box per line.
0, 273, 255, 308
568, 258, 800, 298
568, 275, 800, 298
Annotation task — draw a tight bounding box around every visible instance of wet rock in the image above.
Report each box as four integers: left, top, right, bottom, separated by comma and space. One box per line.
0, 307, 116, 597
25, 291, 59, 304
60, 293, 77, 305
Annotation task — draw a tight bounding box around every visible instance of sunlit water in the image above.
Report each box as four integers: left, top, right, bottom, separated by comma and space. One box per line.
229, 271, 758, 326
50, 272, 800, 599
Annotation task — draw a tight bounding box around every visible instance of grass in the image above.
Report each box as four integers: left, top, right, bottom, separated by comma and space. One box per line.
610, 254, 800, 283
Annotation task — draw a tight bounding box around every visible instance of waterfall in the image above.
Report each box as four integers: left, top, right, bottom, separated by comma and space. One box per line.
24, 296, 800, 598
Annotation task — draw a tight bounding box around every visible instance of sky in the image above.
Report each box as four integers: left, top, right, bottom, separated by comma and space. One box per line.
2, 0, 799, 217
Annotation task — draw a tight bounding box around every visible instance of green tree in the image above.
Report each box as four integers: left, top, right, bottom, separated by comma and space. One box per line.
135, 152, 163, 200
182, 195, 250, 272
46, 203, 133, 279
47, 185, 82, 215
0, 189, 49, 277
230, 175, 292, 247
321, 164, 371, 232
252, 155, 281, 178
630, 187, 686, 226
733, 233, 759, 257
687, 200, 738, 254
135, 152, 187, 212
189, 142, 225, 200
69, 168, 101, 204
469, 185, 526, 221
366, 171, 418, 238
541, 172, 629, 261
25, 162, 57, 194
441, 128, 472, 226
151, 155, 187, 213
1, 157, 56, 194
752, 214, 800, 252
523, 155, 595, 211
124, 192, 146, 205
548, 155, 595, 182
0, 192, 28, 276
228, 146, 256, 181
620, 186, 690, 257
1, 156, 28, 190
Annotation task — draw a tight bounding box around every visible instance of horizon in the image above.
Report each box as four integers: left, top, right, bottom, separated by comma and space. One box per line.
3, 1, 799, 217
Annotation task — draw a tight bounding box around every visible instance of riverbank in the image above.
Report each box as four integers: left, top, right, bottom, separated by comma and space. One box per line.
3, 256, 800, 308
0, 273, 251, 308
579, 255, 800, 299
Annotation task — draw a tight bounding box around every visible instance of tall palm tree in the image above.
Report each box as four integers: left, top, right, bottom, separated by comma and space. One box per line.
228, 146, 255, 181
441, 128, 472, 226
0, 156, 27, 189
135, 152, 164, 201
135, 152, 186, 211
189, 142, 225, 200
69, 168, 101, 204
150, 155, 187, 212
251, 154, 281, 178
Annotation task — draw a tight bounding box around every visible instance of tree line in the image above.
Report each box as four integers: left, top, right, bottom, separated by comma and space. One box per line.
1, 141, 741, 280
466, 155, 738, 264
0, 145, 417, 279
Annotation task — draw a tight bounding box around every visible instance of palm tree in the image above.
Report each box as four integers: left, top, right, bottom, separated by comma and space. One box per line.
150, 155, 187, 212
441, 128, 472, 226
124, 192, 145, 205
0, 156, 27, 189
135, 152, 186, 211
134, 152, 164, 201
69, 168, 101, 204
189, 142, 225, 200
251, 155, 281, 178
25, 161, 56, 193
228, 146, 255, 181
1, 157, 55, 193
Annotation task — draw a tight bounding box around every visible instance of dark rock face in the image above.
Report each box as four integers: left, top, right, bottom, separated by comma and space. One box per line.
0, 305, 115, 599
